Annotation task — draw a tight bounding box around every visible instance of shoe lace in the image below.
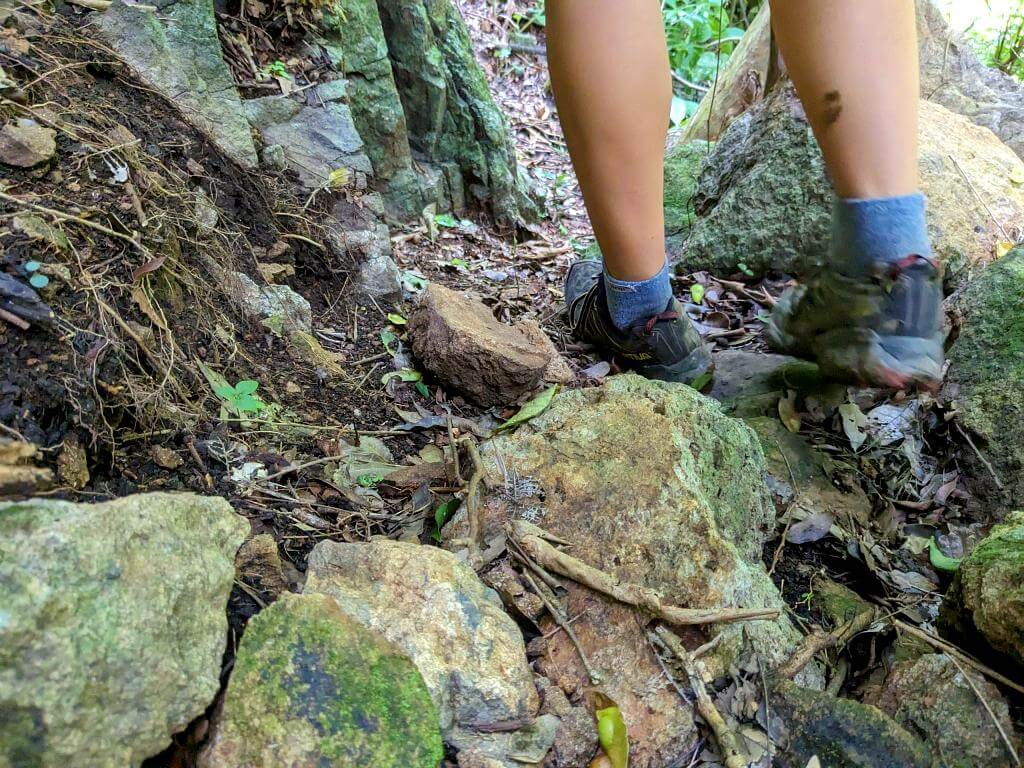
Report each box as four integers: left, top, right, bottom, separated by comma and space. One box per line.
643, 310, 679, 336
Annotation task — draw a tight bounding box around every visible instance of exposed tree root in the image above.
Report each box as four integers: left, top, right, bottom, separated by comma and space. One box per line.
775, 607, 878, 681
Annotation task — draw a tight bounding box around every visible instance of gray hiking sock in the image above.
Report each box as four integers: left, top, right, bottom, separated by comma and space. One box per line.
832, 192, 933, 270
602, 260, 674, 330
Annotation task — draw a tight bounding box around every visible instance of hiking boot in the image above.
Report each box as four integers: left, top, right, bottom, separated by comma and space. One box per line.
766, 254, 945, 389
565, 260, 712, 383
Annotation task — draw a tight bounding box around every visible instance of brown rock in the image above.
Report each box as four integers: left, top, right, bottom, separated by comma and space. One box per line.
517, 320, 575, 385
0, 119, 56, 167
539, 684, 598, 768
483, 560, 545, 623
150, 445, 183, 470
408, 284, 551, 406
56, 434, 89, 490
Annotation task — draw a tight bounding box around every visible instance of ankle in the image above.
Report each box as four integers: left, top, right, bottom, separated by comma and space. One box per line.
602, 260, 673, 330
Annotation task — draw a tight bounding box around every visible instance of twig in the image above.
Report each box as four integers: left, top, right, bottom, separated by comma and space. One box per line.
946, 652, 1021, 767
0, 307, 30, 330
512, 520, 779, 626
261, 453, 347, 482
522, 569, 601, 685
949, 154, 1013, 243
459, 436, 485, 565
447, 417, 462, 484
775, 607, 877, 680
0, 191, 148, 255
67, 0, 157, 9
893, 620, 1024, 695
672, 71, 710, 92
954, 421, 1004, 490
655, 625, 748, 768
280, 233, 325, 251
769, 438, 800, 576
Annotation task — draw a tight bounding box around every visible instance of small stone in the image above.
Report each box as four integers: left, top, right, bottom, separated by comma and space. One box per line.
199, 592, 443, 768
260, 143, 287, 170
874, 654, 1017, 767
407, 283, 551, 406
226, 270, 312, 334
0, 118, 56, 167
193, 188, 218, 231
56, 433, 89, 489
150, 445, 183, 470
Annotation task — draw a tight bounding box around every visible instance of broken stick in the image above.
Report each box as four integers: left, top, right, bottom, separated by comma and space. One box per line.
512, 520, 779, 626
655, 625, 748, 768
775, 607, 878, 680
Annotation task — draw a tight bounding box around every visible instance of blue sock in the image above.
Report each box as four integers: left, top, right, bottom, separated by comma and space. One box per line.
603, 260, 673, 330
831, 193, 932, 270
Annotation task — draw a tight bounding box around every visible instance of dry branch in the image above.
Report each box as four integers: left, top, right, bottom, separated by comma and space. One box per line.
511, 520, 779, 626
775, 607, 877, 680
655, 625, 748, 768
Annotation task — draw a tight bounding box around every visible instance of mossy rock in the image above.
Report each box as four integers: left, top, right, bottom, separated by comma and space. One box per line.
663, 136, 713, 242
938, 511, 1024, 666
200, 592, 443, 768
773, 681, 933, 768
946, 247, 1024, 510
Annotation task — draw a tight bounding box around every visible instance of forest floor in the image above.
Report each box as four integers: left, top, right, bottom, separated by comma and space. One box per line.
0, 1, 1019, 766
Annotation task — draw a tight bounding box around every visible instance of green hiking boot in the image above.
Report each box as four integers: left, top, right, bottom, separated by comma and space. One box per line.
565, 260, 712, 383
766, 254, 945, 390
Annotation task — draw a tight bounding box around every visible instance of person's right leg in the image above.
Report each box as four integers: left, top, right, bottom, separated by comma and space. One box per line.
767, 0, 944, 389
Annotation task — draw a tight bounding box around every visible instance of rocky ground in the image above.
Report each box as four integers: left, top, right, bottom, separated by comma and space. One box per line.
1, 1, 1023, 767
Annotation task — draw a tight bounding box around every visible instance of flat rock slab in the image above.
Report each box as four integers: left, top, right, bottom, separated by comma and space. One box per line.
200, 592, 444, 768
303, 538, 556, 765
408, 283, 553, 406
464, 374, 813, 767
95, 0, 257, 168
0, 492, 248, 767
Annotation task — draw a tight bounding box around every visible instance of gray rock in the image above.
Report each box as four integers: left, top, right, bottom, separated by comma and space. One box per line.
260, 143, 287, 170
460, 375, 816, 766
303, 538, 556, 765
772, 681, 933, 768
874, 653, 1019, 767
243, 93, 372, 191
0, 493, 249, 767
674, 86, 1024, 281
200, 592, 444, 768
0, 118, 55, 167
226, 270, 312, 334
95, 0, 257, 168
326, 200, 401, 300
918, 0, 1024, 160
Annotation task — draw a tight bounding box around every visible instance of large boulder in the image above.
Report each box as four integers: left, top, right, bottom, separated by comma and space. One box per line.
874, 653, 1019, 767
672, 85, 1024, 282
95, 0, 257, 168
0, 493, 249, 767
945, 248, 1024, 509
918, 0, 1024, 160
772, 681, 933, 768
663, 136, 713, 245
939, 511, 1024, 665
463, 374, 813, 767
303, 538, 557, 765
200, 591, 444, 768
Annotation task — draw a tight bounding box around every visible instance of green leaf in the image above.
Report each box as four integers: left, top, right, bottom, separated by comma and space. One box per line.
497, 386, 558, 432
689, 371, 712, 391
28, 273, 49, 289
415, 381, 429, 398
434, 213, 459, 228
450, 257, 468, 268
213, 384, 237, 399
234, 380, 259, 395
233, 394, 264, 413
381, 368, 422, 385
595, 705, 628, 768
380, 329, 397, 351
928, 538, 961, 574
357, 472, 386, 488
690, 283, 706, 304
387, 312, 407, 326
432, 498, 462, 542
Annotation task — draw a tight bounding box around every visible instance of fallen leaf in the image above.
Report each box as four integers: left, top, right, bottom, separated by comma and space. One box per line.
778, 389, 801, 433
131, 255, 167, 283
582, 361, 611, 380
595, 705, 628, 768
131, 285, 169, 330
996, 240, 1014, 260
496, 386, 558, 432
928, 538, 961, 573
690, 283, 706, 304
786, 512, 834, 544
838, 402, 868, 450
12, 214, 70, 251
386, 312, 407, 326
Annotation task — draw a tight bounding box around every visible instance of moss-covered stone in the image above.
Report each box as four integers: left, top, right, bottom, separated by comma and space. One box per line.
809, 576, 874, 627
874, 654, 1019, 768
946, 248, 1024, 510
773, 681, 933, 768
462, 374, 816, 766
939, 511, 1024, 666
663, 136, 713, 241
200, 592, 443, 768
0, 493, 248, 767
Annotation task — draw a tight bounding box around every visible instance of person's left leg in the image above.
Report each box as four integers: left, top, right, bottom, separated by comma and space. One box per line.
547, 0, 710, 382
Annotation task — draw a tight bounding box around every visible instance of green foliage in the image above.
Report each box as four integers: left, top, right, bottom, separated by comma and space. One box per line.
968, 2, 1024, 81
661, 0, 761, 121
431, 498, 461, 542
214, 380, 267, 416
262, 60, 290, 79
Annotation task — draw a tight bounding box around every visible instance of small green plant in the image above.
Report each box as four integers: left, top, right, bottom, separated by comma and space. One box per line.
968, 2, 1024, 81
431, 498, 462, 542
263, 60, 290, 79
214, 379, 267, 416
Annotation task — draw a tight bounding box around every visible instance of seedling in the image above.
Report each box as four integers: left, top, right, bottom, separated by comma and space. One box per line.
214, 379, 267, 416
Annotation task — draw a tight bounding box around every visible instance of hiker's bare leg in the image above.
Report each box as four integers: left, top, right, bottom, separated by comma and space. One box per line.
547, 0, 670, 282
766, 0, 943, 388
769, 0, 919, 198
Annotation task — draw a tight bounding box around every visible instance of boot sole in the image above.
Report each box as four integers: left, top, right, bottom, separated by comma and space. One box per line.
636, 344, 714, 385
